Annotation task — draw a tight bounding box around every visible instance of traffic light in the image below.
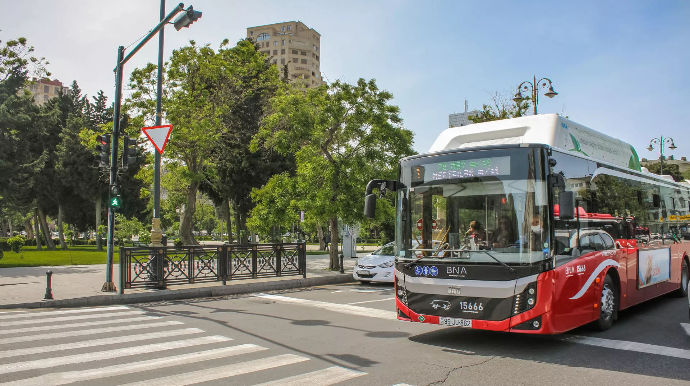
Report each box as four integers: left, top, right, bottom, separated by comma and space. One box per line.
122, 135, 137, 169
174, 6, 202, 30
109, 185, 122, 210
95, 134, 111, 168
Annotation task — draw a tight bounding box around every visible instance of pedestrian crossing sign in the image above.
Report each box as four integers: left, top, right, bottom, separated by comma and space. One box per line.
110, 196, 122, 209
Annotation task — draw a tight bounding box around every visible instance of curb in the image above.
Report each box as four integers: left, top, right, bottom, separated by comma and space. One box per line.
0, 274, 356, 310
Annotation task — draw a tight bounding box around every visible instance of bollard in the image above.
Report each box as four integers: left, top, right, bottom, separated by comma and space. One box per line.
339, 254, 345, 274
44, 270, 54, 300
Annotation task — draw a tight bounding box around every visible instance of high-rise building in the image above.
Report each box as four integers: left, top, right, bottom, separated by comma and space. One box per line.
23, 78, 66, 106
246, 21, 324, 88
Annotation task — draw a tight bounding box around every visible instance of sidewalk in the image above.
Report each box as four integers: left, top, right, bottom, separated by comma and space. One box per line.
0, 253, 366, 309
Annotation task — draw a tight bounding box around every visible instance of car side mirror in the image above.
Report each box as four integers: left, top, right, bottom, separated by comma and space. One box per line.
559, 191, 575, 220
364, 194, 377, 219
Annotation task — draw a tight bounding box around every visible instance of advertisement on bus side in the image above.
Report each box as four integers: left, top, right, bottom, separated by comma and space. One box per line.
638, 248, 671, 288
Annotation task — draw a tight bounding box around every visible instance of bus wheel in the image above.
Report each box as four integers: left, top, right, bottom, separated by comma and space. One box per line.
596, 275, 617, 331
674, 259, 689, 298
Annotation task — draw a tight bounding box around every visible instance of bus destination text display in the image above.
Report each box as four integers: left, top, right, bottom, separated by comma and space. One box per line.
428, 156, 511, 180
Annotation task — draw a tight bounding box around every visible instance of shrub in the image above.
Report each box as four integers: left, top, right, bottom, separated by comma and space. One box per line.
0, 249, 3, 260
174, 238, 184, 248
7, 236, 26, 253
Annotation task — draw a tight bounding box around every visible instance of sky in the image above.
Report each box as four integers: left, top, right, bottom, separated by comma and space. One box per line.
2, 0, 689, 158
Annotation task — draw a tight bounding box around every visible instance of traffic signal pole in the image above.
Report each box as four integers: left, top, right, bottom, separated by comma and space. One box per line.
103, 46, 125, 292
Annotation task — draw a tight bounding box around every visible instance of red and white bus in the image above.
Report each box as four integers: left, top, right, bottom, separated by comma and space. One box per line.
365, 114, 690, 333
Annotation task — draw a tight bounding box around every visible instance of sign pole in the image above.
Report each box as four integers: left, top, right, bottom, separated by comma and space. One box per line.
150, 0, 166, 248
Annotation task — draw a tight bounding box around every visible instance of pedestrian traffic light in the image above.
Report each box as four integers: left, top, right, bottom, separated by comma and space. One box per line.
95, 134, 110, 168
174, 6, 202, 30
109, 185, 122, 210
122, 135, 137, 169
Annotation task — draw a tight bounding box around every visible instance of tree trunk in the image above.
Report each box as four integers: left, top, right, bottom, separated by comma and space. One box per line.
234, 203, 242, 244
24, 218, 34, 240
329, 217, 340, 270
224, 199, 232, 244
7, 218, 13, 236
316, 222, 325, 250
37, 207, 56, 250
34, 211, 42, 250
0, 218, 6, 237
57, 204, 68, 250
179, 181, 199, 245
96, 194, 103, 251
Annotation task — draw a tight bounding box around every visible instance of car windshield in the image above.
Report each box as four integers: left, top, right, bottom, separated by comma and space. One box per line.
373, 243, 396, 256
396, 147, 550, 265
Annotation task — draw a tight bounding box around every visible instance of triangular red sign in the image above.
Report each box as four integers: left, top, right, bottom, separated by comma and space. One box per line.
142, 125, 172, 153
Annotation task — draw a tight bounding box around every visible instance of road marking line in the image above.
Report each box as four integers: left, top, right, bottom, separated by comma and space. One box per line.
256, 294, 397, 320
391, 384, 416, 386
0, 335, 231, 375
254, 366, 366, 386
0, 328, 205, 359
0, 306, 130, 320
681, 323, 690, 337
0, 320, 184, 345
0, 310, 144, 327
118, 354, 310, 386
0, 344, 268, 386
0, 316, 160, 336
348, 298, 395, 305
566, 335, 690, 360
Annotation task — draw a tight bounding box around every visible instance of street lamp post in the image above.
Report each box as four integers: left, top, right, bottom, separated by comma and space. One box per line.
102, 2, 202, 292
512, 76, 558, 115
647, 136, 677, 176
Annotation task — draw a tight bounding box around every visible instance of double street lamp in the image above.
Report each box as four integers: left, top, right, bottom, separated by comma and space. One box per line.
647, 136, 677, 176
512, 76, 559, 115
102, 2, 202, 292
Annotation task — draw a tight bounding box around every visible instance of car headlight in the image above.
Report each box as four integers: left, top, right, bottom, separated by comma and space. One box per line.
378, 260, 394, 268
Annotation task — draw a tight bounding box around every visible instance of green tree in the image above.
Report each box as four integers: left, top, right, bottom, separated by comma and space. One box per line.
252, 79, 415, 269
468, 91, 531, 123
645, 162, 684, 182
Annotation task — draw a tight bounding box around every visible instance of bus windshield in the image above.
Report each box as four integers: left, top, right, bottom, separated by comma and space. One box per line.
397, 147, 549, 265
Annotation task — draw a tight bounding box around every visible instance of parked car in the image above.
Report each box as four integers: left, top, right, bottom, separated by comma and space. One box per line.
352, 242, 395, 283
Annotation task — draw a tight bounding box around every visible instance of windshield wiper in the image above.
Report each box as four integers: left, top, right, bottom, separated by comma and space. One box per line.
473, 250, 517, 275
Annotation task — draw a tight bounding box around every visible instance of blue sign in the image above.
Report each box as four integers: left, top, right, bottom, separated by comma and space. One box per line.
422, 266, 430, 276
414, 266, 423, 276
429, 266, 438, 277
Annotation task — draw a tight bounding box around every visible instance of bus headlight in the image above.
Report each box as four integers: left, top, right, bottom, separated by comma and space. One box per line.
513, 282, 537, 315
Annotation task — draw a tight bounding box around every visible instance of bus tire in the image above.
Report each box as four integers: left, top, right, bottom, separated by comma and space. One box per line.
596, 275, 617, 331
674, 258, 689, 298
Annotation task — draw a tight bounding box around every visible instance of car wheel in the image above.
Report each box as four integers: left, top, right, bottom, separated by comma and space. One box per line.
595, 275, 617, 331
674, 258, 689, 298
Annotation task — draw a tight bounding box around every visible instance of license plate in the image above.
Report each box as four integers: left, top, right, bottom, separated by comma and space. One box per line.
356, 270, 370, 275
439, 317, 472, 328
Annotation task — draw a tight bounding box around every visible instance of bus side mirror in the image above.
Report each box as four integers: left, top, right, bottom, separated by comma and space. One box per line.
548, 173, 566, 189
364, 194, 377, 219
559, 191, 575, 220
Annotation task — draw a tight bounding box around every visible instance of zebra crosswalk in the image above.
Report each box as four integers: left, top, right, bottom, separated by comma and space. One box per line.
0, 305, 395, 386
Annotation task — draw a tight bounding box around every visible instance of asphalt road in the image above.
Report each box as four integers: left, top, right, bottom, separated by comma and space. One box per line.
1, 283, 689, 385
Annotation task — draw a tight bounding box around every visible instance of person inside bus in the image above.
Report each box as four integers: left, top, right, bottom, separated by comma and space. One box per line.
527, 213, 546, 252
492, 216, 514, 248
465, 220, 485, 241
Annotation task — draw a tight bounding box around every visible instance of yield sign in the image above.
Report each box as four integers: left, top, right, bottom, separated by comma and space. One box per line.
142, 125, 172, 153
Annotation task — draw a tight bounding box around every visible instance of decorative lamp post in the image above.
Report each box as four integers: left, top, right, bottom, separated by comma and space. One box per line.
512, 76, 558, 115
647, 136, 677, 176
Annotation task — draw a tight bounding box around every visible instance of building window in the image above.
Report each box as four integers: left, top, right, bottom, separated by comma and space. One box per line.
287, 26, 291, 31
43, 95, 48, 102
316, 55, 319, 61
293, 57, 298, 63
273, 50, 277, 55
292, 49, 298, 55
257, 33, 270, 41
281, 49, 285, 54
301, 51, 307, 56
301, 59, 307, 64
273, 41, 277, 46
262, 50, 270, 55
250, 31, 254, 36
273, 59, 277, 64
282, 40, 285, 45
55, 87, 60, 94
44, 85, 49, 93
281, 27, 285, 32
281, 58, 285, 64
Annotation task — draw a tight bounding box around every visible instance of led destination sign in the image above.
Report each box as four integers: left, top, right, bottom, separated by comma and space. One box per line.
428, 156, 511, 180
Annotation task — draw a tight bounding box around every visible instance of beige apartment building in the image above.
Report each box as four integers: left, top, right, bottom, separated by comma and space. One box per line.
246, 21, 324, 88
24, 78, 66, 106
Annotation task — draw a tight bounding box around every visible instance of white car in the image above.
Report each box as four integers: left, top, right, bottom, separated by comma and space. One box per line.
352, 242, 396, 283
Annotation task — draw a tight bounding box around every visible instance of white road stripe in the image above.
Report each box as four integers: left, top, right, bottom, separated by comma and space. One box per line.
253, 366, 366, 386
0, 316, 159, 336
0, 328, 204, 359
119, 354, 310, 386
0, 335, 231, 375
0, 310, 144, 327
348, 298, 395, 305
0, 306, 130, 320
682, 323, 690, 337
0, 320, 184, 345
391, 384, 416, 386
256, 294, 397, 320
0, 344, 268, 386
566, 335, 690, 360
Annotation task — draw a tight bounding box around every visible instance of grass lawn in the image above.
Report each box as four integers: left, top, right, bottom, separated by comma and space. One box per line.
0, 245, 119, 268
